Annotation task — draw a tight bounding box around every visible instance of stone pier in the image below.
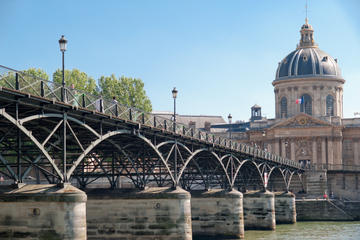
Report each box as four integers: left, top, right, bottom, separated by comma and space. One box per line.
191, 189, 244, 239
243, 190, 275, 230
0, 184, 87, 240
86, 187, 192, 240
274, 192, 296, 224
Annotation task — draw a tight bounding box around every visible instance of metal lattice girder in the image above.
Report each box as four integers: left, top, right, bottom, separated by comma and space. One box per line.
0, 64, 304, 190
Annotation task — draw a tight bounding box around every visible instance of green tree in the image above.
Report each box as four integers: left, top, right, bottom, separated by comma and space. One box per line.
53, 68, 97, 94
99, 75, 152, 112
22, 68, 49, 80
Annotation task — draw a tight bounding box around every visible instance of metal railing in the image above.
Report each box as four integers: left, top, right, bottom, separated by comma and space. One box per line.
0, 65, 302, 169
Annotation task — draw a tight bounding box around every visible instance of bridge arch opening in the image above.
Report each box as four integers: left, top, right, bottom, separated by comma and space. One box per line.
234, 160, 263, 192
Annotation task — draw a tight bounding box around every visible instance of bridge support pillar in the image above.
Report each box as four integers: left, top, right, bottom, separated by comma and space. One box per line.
0, 184, 87, 239
86, 187, 192, 240
275, 192, 296, 224
243, 190, 275, 230
190, 189, 244, 239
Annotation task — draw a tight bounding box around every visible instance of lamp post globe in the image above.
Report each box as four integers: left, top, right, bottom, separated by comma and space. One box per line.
58, 35, 67, 102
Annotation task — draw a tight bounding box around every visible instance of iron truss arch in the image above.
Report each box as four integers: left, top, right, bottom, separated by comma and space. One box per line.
0, 65, 304, 190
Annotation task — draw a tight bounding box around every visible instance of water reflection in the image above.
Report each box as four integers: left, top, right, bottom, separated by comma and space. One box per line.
194, 222, 360, 240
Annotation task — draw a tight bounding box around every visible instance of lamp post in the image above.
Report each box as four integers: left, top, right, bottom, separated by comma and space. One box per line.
58, 35, 67, 102
172, 87, 178, 132
228, 113, 232, 139
172, 87, 178, 188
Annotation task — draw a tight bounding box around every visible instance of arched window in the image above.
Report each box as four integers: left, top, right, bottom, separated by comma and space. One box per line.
300, 94, 312, 115
326, 95, 334, 116
280, 97, 287, 118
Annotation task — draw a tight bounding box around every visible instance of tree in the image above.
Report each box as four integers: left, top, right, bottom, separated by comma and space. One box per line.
99, 75, 152, 112
53, 68, 97, 94
22, 68, 49, 80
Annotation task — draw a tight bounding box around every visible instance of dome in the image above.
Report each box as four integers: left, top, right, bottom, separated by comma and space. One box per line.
275, 47, 341, 80
274, 19, 342, 81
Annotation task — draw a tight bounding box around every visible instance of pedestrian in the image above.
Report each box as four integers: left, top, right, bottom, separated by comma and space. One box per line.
112, 96, 118, 116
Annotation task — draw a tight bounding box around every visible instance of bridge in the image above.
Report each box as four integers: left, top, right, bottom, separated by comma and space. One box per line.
0, 65, 304, 240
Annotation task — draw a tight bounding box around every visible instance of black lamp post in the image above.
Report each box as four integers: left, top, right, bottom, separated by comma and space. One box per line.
172, 87, 178, 132
172, 87, 178, 188
228, 113, 232, 139
58, 35, 67, 102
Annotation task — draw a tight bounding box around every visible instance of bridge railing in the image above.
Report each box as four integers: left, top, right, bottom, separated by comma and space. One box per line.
0, 65, 302, 170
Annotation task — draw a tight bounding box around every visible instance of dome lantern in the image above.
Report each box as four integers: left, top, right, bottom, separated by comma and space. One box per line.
298, 18, 317, 49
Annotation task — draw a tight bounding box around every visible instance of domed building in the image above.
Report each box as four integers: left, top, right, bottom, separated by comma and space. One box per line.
210, 19, 360, 200
273, 19, 344, 119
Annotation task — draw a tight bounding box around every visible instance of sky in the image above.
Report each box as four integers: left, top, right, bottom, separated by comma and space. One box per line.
0, 0, 359, 122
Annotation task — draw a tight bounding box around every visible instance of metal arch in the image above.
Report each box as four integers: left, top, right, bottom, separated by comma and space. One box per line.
220, 154, 242, 165
19, 113, 100, 138
66, 130, 175, 184
268, 167, 287, 190
286, 170, 296, 191
176, 148, 231, 186
0, 109, 64, 181
135, 133, 175, 184
156, 140, 192, 155
67, 130, 132, 179
232, 159, 263, 187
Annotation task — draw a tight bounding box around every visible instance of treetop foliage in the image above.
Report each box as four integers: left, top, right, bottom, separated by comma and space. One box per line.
7, 68, 152, 112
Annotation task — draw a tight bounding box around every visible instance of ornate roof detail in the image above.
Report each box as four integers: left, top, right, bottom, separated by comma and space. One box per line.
269, 113, 333, 129
274, 19, 343, 81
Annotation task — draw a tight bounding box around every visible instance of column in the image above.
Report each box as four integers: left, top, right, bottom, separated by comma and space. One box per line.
274, 192, 296, 224
321, 138, 326, 164
243, 191, 275, 230
291, 140, 296, 161
86, 187, 192, 240
354, 140, 359, 166
0, 184, 87, 240
191, 189, 244, 239
312, 140, 317, 164
275, 139, 280, 155
281, 140, 286, 158
328, 138, 334, 165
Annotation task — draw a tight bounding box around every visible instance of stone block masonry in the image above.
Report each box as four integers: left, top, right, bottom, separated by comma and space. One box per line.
190, 189, 244, 239
0, 184, 87, 240
243, 190, 276, 230
274, 192, 296, 224
86, 187, 192, 240
296, 199, 354, 221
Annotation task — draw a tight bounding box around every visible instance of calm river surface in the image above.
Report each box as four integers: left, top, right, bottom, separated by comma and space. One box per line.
245, 221, 360, 240
203, 221, 360, 240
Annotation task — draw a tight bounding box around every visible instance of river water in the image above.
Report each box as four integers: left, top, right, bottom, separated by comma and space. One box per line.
243, 221, 360, 240
199, 221, 360, 240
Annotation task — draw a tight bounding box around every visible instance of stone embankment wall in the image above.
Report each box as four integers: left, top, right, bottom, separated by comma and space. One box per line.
190, 189, 244, 239
0, 184, 87, 240
86, 187, 192, 240
296, 199, 354, 221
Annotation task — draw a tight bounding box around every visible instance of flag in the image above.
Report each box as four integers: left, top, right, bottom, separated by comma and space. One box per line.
296, 96, 304, 104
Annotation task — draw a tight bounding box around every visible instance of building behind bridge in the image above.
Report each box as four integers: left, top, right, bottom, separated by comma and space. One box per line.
158, 19, 360, 200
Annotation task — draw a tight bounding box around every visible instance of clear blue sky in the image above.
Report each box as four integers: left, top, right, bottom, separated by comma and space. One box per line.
1, 0, 359, 121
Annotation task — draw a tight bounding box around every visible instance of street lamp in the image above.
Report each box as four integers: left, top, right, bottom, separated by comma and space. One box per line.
228, 113, 232, 139
59, 35, 67, 102
172, 87, 178, 132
